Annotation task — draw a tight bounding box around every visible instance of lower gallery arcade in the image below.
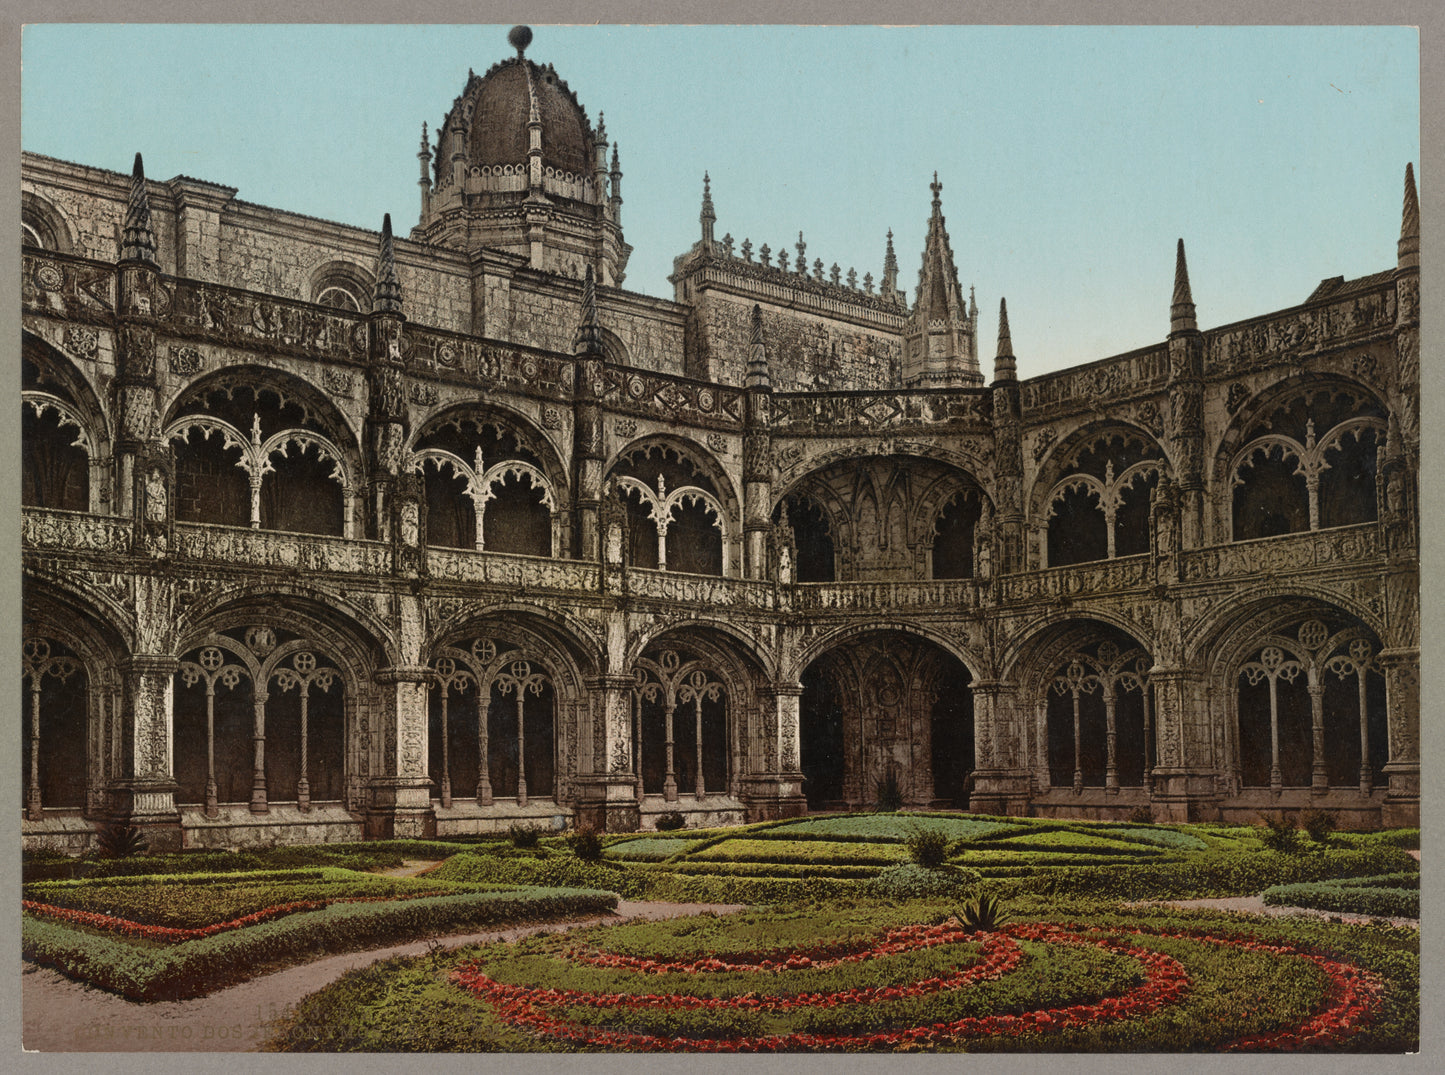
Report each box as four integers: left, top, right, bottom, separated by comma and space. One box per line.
22, 572, 1409, 850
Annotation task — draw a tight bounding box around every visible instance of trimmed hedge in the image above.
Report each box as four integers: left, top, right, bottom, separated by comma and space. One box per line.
1003, 846, 1417, 900
866, 863, 983, 899
428, 852, 859, 905
1263, 873, 1420, 918
22, 886, 618, 1001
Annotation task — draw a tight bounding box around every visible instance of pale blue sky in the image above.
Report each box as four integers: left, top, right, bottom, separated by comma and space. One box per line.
21, 23, 1419, 375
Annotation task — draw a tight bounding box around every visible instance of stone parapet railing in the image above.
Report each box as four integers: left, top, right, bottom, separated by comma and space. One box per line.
771, 388, 992, 435
174, 523, 393, 574
427, 547, 601, 591
22, 508, 134, 555
791, 578, 980, 612
999, 555, 1153, 603
1181, 524, 1381, 581
624, 568, 776, 610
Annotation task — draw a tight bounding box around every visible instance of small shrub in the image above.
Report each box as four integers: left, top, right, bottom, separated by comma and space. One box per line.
866, 863, 981, 899
1126, 806, 1154, 824
874, 769, 904, 812
1258, 812, 1304, 854
508, 823, 543, 849
1300, 808, 1337, 845
904, 826, 950, 869
95, 822, 148, 860
954, 893, 1010, 932
566, 828, 604, 862
654, 811, 687, 832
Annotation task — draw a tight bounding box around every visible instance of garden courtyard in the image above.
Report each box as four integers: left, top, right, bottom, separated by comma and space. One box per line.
22, 811, 1419, 1053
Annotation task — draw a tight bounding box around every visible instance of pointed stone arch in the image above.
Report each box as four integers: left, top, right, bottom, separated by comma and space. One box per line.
1210, 375, 1388, 544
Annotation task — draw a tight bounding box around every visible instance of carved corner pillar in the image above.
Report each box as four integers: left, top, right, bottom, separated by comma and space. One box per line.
393, 471, 425, 578
1166, 328, 1205, 549
134, 442, 175, 558
366, 666, 436, 839
739, 683, 807, 823
742, 391, 773, 580
990, 381, 1025, 575
967, 680, 1032, 816
1377, 647, 1419, 828
1146, 667, 1220, 821
111, 654, 183, 852
573, 674, 642, 833
572, 356, 605, 561
366, 314, 408, 544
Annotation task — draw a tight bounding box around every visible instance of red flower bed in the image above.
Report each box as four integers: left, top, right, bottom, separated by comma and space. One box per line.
567, 921, 982, 975
452, 920, 1387, 1052
21, 891, 437, 943
21, 898, 328, 941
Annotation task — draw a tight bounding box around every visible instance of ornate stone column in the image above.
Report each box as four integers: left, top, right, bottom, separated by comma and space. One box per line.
742, 304, 773, 580
573, 674, 642, 832
366, 667, 436, 839
572, 269, 606, 560
1377, 647, 1419, 828
113, 654, 183, 851
967, 679, 1032, 816
1146, 666, 1220, 821
736, 683, 806, 822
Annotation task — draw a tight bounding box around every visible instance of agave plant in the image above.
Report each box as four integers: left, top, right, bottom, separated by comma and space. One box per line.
94, 821, 148, 859
953, 893, 1010, 932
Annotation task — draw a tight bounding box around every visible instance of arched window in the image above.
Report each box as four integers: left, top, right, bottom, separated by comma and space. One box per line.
634, 649, 727, 801
611, 445, 726, 575
1045, 637, 1152, 792
412, 416, 556, 557
1234, 617, 1387, 793
1043, 433, 1162, 567
931, 488, 980, 579
773, 494, 836, 582
173, 625, 346, 815
21, 636, 89, 817
1231, 388, 1386, 541
165, 382, 352, 537
427, 638, 556, 807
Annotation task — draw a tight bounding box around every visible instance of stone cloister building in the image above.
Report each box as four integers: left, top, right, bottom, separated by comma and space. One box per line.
20, 30, 1419, 850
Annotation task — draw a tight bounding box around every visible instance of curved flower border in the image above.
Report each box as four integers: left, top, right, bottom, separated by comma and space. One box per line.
566, 921, 982, 974
453, 921, 1386, 1052
21, 890, 445, 943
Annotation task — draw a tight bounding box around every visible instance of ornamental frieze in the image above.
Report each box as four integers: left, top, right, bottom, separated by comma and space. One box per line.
1205, 288, 1394, 375
600, 366, 745, 428
165, 277, 367, 362
770, 389, 990, 434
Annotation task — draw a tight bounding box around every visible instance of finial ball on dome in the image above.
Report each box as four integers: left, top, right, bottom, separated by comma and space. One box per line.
508, 25, 533, 55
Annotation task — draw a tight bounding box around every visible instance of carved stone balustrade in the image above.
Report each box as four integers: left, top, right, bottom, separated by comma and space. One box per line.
791, 578, 981, 613
997, 554, 1153, 604
427, 546, 601, 591
625, 568, 776, 610
22, 508, 135, 555
1182, 524, 1382, 581
174, 522, 393, 575
22, 251, 116, 325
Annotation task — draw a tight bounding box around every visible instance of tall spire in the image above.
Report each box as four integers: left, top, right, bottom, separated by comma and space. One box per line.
120, 152, 158, 266
745, 303, 771, 390
1170, 238, 1197, 335
373, 214, 403, 314
700, 171, 715, 248
902, 174, 979, 386
994, 297, 1016, 382
1399, 162, 1419, 271
574, 265, 601, 354
881, 229, 898, 294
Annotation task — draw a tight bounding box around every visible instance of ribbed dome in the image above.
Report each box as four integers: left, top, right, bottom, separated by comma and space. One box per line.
459, 58, 594, 177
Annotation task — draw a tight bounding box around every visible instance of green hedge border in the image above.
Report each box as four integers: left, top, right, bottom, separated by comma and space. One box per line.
23, 886, 618, 1001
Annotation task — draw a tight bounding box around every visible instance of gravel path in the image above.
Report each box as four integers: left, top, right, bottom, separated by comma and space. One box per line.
22, 899, 745, 1054
1153, 894, 1418, 930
